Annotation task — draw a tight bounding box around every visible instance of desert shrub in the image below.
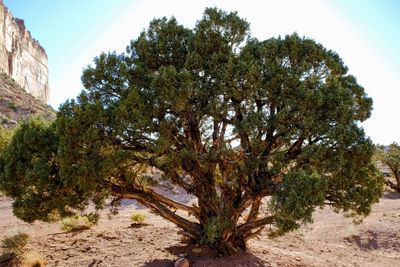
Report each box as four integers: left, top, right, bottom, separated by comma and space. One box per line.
0, 230, 43, 266
19, 250, 44, 267
7, 101, 17, 111
60, 215, 94, 232
346, 226, 359, 238
0, 73, 10, 80
130, 212, 147, 223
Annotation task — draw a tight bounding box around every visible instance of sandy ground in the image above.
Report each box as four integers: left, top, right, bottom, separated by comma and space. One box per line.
1, 189, 400, 267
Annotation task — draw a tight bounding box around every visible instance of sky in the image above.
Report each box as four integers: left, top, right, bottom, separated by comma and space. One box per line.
3, 0, 400, 145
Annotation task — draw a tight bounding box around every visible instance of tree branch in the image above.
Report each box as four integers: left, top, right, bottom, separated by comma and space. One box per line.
111, 186, 201, 237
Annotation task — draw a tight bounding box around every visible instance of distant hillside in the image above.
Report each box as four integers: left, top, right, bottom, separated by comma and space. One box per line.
0, 73, 55, 129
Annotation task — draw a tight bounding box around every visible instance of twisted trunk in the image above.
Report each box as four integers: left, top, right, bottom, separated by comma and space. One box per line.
111, 183, 274, 254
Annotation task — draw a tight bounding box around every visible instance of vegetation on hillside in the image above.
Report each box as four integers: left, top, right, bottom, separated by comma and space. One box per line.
0, 8, 383, 254
0, 72, 55, 129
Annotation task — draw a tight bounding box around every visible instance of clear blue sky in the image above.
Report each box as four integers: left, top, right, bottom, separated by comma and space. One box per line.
3, 0, 400, 145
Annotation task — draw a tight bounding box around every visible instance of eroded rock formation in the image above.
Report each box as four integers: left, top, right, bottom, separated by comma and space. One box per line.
0, 0, 49, 103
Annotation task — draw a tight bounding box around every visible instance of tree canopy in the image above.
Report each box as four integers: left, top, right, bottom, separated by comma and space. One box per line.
0, 8, 383, 254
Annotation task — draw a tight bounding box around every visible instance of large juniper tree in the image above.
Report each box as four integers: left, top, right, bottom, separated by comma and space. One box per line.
0, 8, 383, 254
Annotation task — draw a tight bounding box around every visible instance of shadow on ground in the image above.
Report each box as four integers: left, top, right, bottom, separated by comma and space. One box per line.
382, 190, 400, 200
141, 259, 174, 267
161, 244, 268, 266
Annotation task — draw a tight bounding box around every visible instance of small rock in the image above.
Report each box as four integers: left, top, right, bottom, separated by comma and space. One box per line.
175, 258, 189, 267
192, 247, 202, 253
295, 256, 301, 261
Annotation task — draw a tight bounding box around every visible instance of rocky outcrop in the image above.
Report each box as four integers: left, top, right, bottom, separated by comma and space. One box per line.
0, 0, 49, 103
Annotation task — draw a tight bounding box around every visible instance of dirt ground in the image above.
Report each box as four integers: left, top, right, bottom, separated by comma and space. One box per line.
1, 188, 400, 267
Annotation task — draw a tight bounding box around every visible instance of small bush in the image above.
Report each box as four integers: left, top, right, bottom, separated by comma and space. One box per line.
346, 226, 359, 238
8, 101, 17, 110
130, 212, 147, 223
60, 215, 94, 232
0, 230, 43, 266
19, 250, 44, 267
0, 72, 10, 80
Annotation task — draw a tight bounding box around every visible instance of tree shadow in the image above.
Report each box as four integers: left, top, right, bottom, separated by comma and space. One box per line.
129, 222, 151, 228
382, 191, 400, 199
141, 259, 174, 267
346, 231, 379, 250
163, 244, 269, 266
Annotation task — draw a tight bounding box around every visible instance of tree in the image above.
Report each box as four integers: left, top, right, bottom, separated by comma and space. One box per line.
376, 143, 400, 191
0, 8, 383, 254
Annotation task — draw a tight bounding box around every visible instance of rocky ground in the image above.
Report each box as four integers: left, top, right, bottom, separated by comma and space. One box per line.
1, 188, 400, 267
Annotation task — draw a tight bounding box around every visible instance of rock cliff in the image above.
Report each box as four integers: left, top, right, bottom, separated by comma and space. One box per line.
0, 0, 49, 103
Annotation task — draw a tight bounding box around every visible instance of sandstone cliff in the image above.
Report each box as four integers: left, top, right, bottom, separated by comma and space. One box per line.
0, 0, 49, 103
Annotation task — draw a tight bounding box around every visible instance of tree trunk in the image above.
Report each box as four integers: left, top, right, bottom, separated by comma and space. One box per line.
385, 179, 400, 192
213, 234, 248, 255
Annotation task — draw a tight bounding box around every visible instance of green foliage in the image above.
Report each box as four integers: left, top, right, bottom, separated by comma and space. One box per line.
0, 117, 89, 222
130, 212, 147, 223
268, 171, 327, 236
60, 215, 95, 231
7, 101, 17, 110
200, 216, 232, 245
0, 8, 383, 252
0, 127, 14, 153
0, 72, 10, 80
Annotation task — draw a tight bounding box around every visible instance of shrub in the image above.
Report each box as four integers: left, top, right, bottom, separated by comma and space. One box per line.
0, 230, 43, 266
0, 73, 10, 80
19, 250, 44, 267
60, 215, 94, 232
346, 226, 359, 238
7, 101, 17, 111
130, 212, 147, 223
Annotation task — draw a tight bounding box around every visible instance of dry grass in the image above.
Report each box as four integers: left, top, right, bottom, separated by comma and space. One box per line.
130, 212, 147, 223
60, 215, 94, 232
20, 250, 44, 267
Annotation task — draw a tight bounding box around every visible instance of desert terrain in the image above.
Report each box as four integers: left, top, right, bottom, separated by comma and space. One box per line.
1, 186, 400, 267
